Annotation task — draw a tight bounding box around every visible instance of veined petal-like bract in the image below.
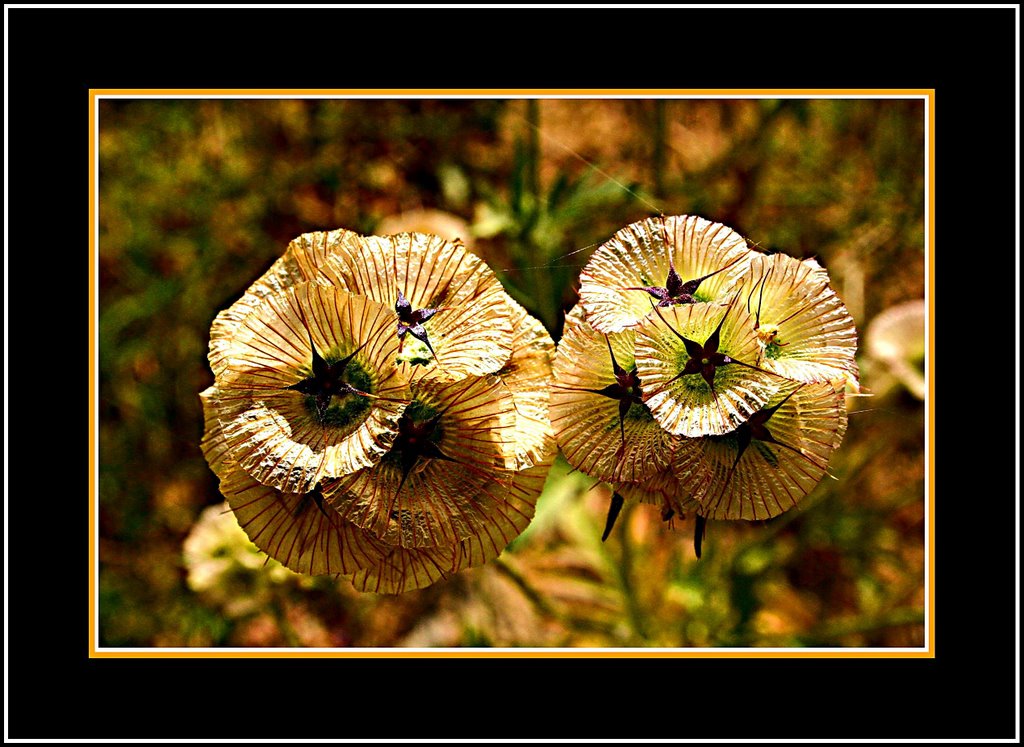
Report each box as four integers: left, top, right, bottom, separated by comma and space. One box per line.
321, 231, 515, 380
551, 322, 678, 483
737, 253, 859, 385
674, 379, 848, 520
579, 215, 755, 333
324, 374, 519, 549
212, 283, 411, 495
634, 300, 782, 437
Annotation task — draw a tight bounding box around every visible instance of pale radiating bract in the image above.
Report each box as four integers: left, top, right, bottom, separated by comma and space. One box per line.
738, 253, 859, 384
634, 300, 782, 437
212, 283, 411, 495
495, 297, 557, 471
674, 380, 848, 520
579, 215, 754, 334
200, 386, 388, 576
348, 459, 551, 595
320, 231, 515, 380
551, 322, 678, 483
324, 374, 519, 548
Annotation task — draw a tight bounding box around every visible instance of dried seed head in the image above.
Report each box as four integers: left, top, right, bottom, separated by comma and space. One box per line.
204, 228, 555, 592
320, 231, 515, 381
551, 322, 678, 483
212, 283, 412, 494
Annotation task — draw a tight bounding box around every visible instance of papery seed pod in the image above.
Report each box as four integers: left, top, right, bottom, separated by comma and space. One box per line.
319, 231, 515, 380
551, 322, 678, 483
212, 283, 412, 494
450, 458, 551, 569
347, 543, 458, 595
200, 386, 388, 576
495, 297, 557, 471
674, 379, 848, 520
579, 215, 755, 333
634, 299, 782, 437
208, 228, 362, 377
739, 253, 859, 385
346, 456, 552, 595
324, 374, 520, 549
204, 228, 556, 592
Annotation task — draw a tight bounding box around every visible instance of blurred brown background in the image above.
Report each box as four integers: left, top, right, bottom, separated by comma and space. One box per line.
98, 97, 926, 647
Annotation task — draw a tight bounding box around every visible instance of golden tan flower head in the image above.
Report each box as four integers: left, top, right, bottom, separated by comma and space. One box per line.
211, 282, 411, 495
319, 231, 515, 381
579, 215, 754, 333
634, 299, 783, 437
204, 228, 555, 592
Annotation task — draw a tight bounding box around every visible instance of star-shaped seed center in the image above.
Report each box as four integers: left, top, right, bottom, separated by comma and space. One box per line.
389, 409, 458, 498
624, 257, 744, 308
585, 336, 646, 446
287, 333, 372, 419
395, 289, 446, 360
677, 313, 734, 392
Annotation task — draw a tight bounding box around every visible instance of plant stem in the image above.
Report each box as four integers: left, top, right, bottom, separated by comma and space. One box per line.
525, 99, 541, 206
602, 502, 649, 644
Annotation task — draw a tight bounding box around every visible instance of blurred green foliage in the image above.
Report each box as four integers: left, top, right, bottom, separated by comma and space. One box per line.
99, 98, 925, 647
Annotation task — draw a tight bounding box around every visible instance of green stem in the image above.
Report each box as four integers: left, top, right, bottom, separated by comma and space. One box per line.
602, 502, 649, 643
491, 557, 558, 619
525, 99, 541, 205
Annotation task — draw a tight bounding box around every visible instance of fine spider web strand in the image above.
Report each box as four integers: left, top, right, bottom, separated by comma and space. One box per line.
500, 241, 605, 273
498, 107, 665, 275
510, 108, 665, 216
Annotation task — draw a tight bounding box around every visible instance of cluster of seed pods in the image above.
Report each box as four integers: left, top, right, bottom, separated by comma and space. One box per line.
201, 229, 556, 594
552, 215, 858, 556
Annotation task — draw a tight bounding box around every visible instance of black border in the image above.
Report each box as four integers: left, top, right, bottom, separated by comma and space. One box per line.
6, 6, 1017, 740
